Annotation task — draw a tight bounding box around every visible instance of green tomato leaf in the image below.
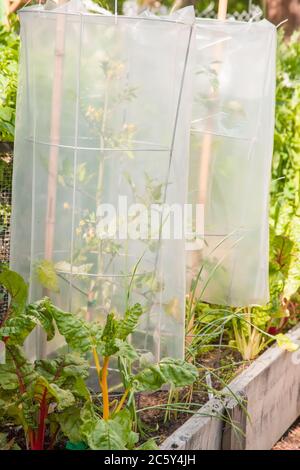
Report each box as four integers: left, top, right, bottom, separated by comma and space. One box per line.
35, 260, 60, 293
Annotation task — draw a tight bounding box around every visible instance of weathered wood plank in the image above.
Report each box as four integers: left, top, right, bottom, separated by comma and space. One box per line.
222, 394, 247, 450
160, 397, 224, 450
229, 325, 300, 449
160, 324, 300, 450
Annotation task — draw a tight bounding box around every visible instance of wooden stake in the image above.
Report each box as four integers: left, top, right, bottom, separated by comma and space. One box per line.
44, 1, 66, 261
198, 0, 228, 206
187, 0, 229, 295
217, 0, 228, 21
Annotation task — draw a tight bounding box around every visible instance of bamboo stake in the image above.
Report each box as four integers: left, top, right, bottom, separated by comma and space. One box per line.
197, 0, 228, 207
44, 1, 66, 261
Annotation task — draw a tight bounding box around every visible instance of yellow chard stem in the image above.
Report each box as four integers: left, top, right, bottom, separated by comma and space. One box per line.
115, 388, 129, 414
101, 356, 110, 420
92, 346, 102, 391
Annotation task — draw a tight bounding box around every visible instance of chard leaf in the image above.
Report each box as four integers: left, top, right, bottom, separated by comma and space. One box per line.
35, 353, 89, 386
33, 376, 75, 411
79, 401, 98, 439
100, 313, 119, 357
26, 298, 55, 341
50, 305, 95, 352
80, 405, 137, 450
0, 432, 20, 450
86, 418, 126, 450
133, 358, 198, 392
56, 407, 84, 443
0, 314, 36, 345
0, 345, 37, 391
114, 339, 139, 363
136, 438, 158, 450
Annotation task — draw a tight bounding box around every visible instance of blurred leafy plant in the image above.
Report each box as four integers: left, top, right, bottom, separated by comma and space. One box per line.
0, 268, 198, 450
267, 30, 300, 333
0, 22, 19, 142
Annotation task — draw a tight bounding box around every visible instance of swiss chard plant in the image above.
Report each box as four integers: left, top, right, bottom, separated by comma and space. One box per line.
0, 268, 92, 450
0, 268, 198, 450
45, 300, 198, 450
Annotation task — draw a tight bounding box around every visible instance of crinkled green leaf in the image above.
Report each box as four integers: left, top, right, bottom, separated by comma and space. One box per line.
0, 432, 20, 450
0, 314, 36, 345
114, 339, 139, 363
100, 313, 119, 357
66, 440, 88, 450
50, 305, 94, 353
0, 345, 36, 391
133, 358, 198, 392
84, 409, 137, 451
117, 303, 143, 340
79, 405, 138, 450
56, 407, 83, 443
26, 298, 56, 341
35, 353, 89, 385
79, 401, 98, 438
112, 409, 139, 450
86, 418, 126, 450
33, 376, 75, 411
136, 438, 158, 450
35, 353, 91, 400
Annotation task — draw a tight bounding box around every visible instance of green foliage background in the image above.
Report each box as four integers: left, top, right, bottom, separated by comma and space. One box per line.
0, 9, 299, 330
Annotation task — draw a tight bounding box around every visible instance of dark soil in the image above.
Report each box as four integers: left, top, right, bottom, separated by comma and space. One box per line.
137, 348, 243, 444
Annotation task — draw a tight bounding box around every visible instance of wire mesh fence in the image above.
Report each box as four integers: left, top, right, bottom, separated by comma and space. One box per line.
199, 3, 263, 21
0, 143, 13, 317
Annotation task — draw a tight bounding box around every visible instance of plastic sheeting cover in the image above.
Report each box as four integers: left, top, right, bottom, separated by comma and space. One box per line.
10, 2, 195, 360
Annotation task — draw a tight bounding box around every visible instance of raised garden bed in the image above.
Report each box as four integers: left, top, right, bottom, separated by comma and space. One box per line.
160, 323, 300, 450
